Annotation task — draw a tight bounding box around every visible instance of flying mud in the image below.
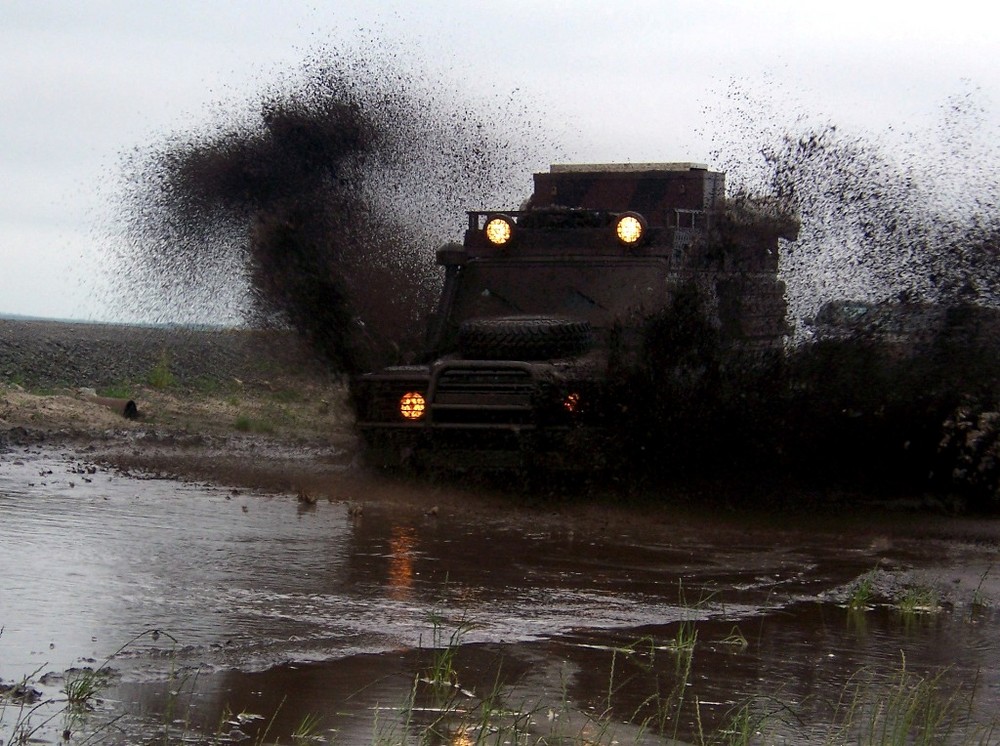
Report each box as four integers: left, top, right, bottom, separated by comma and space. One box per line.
109, 42, 558, 372
107, 47, 1000, 503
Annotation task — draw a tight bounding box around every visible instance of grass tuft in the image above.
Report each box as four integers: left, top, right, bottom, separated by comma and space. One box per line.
63, 668, 111, 710
826, 655, 978, 745
897, 585, 940, 615
422, 614, 473, 692
971, 564, 992, 611
147, 350, 177, 389
291, 711, 324, 741
848, 569, 878, 610
234, 414, 276, 434
719, 625, 749, 651
97, 383, 133, 399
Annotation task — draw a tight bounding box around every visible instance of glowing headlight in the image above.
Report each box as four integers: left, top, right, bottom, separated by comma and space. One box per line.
399, 391, 426, 420
484, 215, 515, 246
615, 212, 647, 246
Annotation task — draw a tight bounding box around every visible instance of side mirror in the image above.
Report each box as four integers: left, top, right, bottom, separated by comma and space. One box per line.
436, 242, 467, 267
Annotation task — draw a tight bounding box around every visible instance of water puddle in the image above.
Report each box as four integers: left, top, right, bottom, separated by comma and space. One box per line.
2, 446, 999, 743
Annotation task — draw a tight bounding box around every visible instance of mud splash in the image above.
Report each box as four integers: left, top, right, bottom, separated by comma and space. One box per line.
616, 81, 1000, 493
112, 63, 1000, 350
110, 40, 558, 371
709, 79, 1000, 322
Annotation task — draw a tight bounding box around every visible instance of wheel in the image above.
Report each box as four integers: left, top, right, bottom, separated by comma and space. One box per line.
458, 316, 592, 360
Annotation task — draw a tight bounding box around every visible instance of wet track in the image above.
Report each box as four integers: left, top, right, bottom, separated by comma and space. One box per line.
2, 447, 1000, 744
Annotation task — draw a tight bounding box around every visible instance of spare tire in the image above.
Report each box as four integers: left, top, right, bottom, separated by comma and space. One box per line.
458, 316, 593, 360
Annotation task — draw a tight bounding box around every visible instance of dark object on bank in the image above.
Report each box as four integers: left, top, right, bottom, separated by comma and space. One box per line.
88, 396, 140, 420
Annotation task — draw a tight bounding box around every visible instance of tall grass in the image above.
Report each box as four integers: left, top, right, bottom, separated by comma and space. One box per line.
147, 350, 177, 389
823, 655, 995, 746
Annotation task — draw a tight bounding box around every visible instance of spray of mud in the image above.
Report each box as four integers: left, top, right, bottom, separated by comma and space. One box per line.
621, 82, 1000, 499
108, 42, 560, 373
107, 53, 1000, 501
709, 80, 1000, 324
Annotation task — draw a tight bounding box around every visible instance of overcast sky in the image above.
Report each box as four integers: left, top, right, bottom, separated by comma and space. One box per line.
2, 0, 998, 321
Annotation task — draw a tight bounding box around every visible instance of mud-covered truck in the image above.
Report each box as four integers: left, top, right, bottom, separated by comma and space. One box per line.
351, 163, 793, 472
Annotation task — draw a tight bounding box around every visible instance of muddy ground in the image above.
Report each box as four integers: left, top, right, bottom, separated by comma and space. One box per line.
0, 318, 358, 485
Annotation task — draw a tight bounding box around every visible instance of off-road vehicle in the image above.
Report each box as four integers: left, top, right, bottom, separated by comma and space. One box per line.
351, 163, 794, 472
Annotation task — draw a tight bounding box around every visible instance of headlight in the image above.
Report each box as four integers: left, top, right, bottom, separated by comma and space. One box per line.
399, 391, 426, 420
615, 212, 647, 246
484, 215, 515, 246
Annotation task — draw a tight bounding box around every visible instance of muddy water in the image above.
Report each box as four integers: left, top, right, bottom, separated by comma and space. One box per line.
2, 447, 999, 744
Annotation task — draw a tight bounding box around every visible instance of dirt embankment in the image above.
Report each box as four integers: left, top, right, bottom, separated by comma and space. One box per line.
0, 318, 332, 390
0, 318, 358, 491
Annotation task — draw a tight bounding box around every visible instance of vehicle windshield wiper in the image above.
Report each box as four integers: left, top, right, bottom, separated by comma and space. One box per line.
571, 287, 606, 310
482, 287, 523, 313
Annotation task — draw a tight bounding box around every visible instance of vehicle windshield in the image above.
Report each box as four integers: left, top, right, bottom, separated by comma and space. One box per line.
447, 258, 671, 330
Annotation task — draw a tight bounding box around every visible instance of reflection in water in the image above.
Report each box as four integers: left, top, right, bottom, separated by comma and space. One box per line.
3, 448, 1000, 744
846, 607, 870, 637
450, 728, 476, 746
387, 524, 418, 600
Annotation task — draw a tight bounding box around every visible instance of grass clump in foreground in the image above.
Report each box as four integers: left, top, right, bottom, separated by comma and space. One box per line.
824, 655, 995, 746
373, 614, 996, 746
0, 628, 167, 745
3, 622, 996, 745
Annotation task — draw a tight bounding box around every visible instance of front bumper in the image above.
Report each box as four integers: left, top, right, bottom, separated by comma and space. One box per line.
353, 359, 611, 472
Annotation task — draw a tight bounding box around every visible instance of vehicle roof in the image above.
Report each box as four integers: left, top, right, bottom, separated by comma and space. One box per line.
548, 162, 710, 173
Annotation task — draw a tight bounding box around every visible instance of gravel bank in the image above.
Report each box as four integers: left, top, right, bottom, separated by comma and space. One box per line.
0, 318, 328, 390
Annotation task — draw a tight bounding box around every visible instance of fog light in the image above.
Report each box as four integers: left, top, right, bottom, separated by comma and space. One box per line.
399, 391, 426, 420
615, 212, 646, 246
484, 215, 515, 246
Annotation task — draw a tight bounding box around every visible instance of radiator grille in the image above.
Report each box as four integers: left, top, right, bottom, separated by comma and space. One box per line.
432, 367, 536, 425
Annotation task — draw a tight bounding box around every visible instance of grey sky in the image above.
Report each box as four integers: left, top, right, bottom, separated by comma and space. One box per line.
1, 0, 997, 321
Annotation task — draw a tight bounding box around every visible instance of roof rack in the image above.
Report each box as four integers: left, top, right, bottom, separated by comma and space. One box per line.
549, 162, 709, 173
